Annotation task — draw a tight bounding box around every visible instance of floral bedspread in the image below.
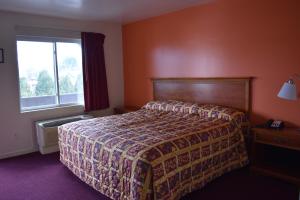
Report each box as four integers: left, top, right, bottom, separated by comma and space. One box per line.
58, 101, 249, 200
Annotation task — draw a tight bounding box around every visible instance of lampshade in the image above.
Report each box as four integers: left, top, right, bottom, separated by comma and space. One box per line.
277, 79, 297, 100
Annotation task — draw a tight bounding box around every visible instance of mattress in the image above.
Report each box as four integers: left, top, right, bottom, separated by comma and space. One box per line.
58, 101, 249, 200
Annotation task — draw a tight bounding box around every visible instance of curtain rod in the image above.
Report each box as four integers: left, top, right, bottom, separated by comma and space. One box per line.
15, 25, 82, 35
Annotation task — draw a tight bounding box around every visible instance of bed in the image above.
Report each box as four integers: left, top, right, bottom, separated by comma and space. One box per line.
58, 77, 251, 200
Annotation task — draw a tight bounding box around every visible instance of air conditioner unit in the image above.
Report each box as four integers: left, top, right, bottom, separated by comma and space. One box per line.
35, 115, 93, 154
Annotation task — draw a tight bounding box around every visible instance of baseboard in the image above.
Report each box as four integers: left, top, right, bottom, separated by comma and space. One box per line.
39, 145, 59, 155
0, 147, 38, 160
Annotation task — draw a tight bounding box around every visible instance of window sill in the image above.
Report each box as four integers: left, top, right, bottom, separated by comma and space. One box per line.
21, 104, 84, 114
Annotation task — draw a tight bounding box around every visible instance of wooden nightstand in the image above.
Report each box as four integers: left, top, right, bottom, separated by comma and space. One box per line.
251, 128, 300, 198
114, 106, 140, 114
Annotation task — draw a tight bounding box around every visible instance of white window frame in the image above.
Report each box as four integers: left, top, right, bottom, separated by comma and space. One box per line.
16, 35, 84, 112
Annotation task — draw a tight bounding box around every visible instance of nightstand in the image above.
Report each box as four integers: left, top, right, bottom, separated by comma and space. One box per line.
114, 106, 140, 114
251, 128, 300, 198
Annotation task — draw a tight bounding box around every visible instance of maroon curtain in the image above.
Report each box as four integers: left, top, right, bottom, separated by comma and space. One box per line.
81, 32, 109, 112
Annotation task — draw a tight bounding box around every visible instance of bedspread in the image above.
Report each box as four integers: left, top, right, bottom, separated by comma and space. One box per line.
59, 101, 249, 200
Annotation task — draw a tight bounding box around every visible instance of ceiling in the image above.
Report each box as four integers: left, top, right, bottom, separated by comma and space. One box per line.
0, 0, 210, 24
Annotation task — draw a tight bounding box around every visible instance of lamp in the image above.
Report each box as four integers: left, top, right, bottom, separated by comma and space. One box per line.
278, 74, 300, 100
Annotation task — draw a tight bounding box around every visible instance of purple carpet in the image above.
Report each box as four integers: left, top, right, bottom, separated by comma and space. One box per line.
0, 152, 298, 200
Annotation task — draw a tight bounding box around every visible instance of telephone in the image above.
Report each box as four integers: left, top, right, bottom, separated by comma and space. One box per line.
256, 119, 285, 129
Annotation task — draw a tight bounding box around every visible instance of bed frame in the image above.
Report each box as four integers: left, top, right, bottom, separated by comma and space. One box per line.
151, 77, 252, 114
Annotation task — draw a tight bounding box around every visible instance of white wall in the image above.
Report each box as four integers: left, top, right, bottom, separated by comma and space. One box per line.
0, 11, 124, 159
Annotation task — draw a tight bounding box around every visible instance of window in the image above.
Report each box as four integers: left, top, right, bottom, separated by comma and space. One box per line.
16, 36, 84, 111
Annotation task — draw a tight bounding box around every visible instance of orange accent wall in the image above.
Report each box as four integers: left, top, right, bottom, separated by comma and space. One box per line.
123, 0, 300, 126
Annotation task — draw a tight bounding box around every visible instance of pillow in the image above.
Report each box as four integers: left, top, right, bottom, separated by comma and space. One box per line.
143, 100, 199, 114
198, 104, 249, 127
143, 101, 249, 134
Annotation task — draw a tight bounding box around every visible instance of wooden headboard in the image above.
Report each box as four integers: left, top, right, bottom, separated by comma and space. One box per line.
152, 77, 252, 113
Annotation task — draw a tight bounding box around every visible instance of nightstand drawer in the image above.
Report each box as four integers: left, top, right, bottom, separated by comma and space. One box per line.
255, 130, 300, 151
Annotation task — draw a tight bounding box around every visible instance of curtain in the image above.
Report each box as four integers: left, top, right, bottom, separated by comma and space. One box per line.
81, 32, 109, 112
